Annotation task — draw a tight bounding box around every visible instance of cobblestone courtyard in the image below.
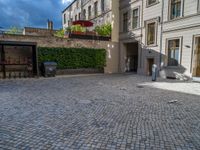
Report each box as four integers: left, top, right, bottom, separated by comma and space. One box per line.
0, 74, 200, 150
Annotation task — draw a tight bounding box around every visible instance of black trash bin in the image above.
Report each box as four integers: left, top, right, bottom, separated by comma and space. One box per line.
41, 62, 57, 77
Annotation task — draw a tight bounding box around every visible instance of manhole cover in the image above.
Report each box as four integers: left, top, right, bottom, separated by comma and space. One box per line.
137, 85, 144, 88
79, 100, 92, 104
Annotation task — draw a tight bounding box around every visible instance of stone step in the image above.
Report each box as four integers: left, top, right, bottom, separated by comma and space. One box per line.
192, 77, 200, 82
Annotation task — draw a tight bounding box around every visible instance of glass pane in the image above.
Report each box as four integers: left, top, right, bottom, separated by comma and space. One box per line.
168, 39, 180, 66
147, 22, 155, 45
148, 0, 157, 5
132, 9, 138, 29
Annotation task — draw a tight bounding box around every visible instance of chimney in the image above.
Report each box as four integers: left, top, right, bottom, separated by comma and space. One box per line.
47, 20, 53, 30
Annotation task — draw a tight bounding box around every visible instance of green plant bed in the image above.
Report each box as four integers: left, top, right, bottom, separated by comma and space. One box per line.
38, 47, 106, 69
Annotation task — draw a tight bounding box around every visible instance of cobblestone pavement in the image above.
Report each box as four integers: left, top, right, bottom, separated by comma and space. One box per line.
0, 74, 200, 150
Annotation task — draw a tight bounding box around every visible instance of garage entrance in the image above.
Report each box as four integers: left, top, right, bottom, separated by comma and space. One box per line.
0, 41, 38, 79
125, 42, 138, 72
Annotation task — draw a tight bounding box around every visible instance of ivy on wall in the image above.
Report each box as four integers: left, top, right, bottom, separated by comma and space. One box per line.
38, 47, 106, 69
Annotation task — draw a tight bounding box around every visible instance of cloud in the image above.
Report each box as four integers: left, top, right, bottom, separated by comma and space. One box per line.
62, 0, 73, 4
0, 0, 72, 29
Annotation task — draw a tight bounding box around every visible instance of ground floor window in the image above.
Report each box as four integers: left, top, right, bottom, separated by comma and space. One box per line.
167, 39, 180, 66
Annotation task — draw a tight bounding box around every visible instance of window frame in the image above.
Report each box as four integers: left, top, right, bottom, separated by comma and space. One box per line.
198, 0, 200, 12
166, 37, 183, 67
83, 9, 86, 20
94, 1, 98, 18
123, 12, 129, 32
101, 0, 105, 13
132, 7, 140, 30
168, 0, 184, 21
88, 6, 91, 19
146, 0, 159, 7
63, 13, 66, 24
145, 19, 158, 46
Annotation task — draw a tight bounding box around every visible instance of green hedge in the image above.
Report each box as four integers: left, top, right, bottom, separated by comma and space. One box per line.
38, 47, 106, 69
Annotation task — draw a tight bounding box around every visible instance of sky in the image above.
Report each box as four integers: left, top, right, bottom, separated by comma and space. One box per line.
0, 0, 73, 29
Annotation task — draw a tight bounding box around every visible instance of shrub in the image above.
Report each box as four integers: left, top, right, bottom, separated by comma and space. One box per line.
54, 29, 65, 38
94, 24, 112, 36
38, 47, 106, 69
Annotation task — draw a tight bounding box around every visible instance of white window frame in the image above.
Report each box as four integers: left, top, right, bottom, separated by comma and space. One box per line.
146, 0, 159, 7
132, 6, 140, 30
145, 19, 158, 46
168, 0, 184, 21
198, 0, 200, 12
166, 37, 183, 67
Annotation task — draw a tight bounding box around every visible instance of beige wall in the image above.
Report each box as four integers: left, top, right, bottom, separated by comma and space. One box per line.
119, 0, 200, 79
0, 34, 119, 74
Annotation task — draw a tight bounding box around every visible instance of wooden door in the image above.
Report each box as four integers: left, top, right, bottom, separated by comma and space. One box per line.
196, 37, 200, 76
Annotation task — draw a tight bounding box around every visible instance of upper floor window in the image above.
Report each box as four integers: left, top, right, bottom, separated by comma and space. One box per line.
88, 6, 91, 19
198, 0, 200, 12
123, 12, 128, 32
146, 21, 157, 45
64, 14, 66, 24
167, 39, 180, 66
76, 0, 79, 9
170, 0, 182, 20
83, 9, 86, 20
101, 0, 105, 13
132, 8, 139, 29
94, 1, 98, 17
147, 0, 157, 7
79, 13, 81, 20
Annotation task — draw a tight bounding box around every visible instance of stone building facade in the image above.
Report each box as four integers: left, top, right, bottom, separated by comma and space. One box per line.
119, 0, 200, 80
62, 0, 119, 42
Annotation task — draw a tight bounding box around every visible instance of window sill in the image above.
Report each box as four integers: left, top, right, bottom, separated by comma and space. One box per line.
164, 66, 182, 69
167, 16, 183, 22
130, 27, 141, 31
146, 44, 158, 47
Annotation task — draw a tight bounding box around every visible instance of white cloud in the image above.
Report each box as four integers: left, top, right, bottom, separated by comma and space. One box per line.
61, 0, 73, 4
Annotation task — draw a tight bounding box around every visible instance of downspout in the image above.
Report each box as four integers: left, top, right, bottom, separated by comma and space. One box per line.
159, 0, 164, 70
140, 0, 144, 69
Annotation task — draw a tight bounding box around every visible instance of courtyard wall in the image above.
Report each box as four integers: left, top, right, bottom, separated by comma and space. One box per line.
0, 34, 119, 74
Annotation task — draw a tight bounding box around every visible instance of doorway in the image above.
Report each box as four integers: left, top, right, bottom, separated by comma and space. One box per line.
193, 37, 200, 77
147, 58, 154, 76
125, 42, 138, 72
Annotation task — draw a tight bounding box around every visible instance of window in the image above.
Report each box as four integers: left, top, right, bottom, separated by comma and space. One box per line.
76, 0, 79, 9
146, 22, 156, 45
94, 1, 98, 17
170, 0, 181, 20
147, 0, 157, 6
75, 15, 77, 21
83, 9, 86, 20
132, 8, 139, 29
123, 12, 128, 32
64, 14, 66, 24
79, 13, 81, 20
101, 0, 105, 13
168, 39, 180, 66
198, 0, 200, 12
88, 6, 91, 19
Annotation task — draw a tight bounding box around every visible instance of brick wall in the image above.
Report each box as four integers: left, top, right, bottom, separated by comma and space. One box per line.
0, 34, 119, 74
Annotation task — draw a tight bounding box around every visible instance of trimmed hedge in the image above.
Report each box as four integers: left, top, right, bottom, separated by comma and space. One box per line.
38, 47, 106, 69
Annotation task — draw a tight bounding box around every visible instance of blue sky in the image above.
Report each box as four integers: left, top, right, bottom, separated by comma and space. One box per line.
0, 0, 73, 29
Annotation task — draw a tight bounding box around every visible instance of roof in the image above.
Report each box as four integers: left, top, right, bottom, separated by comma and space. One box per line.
62, 0, 77, 13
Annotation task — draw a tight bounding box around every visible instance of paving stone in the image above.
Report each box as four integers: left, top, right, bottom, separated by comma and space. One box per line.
0, 74, 200, 149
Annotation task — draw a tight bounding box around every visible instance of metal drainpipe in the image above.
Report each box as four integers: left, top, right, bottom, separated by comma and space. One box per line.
140, 0, 144, 69
159, 0, 164, 70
